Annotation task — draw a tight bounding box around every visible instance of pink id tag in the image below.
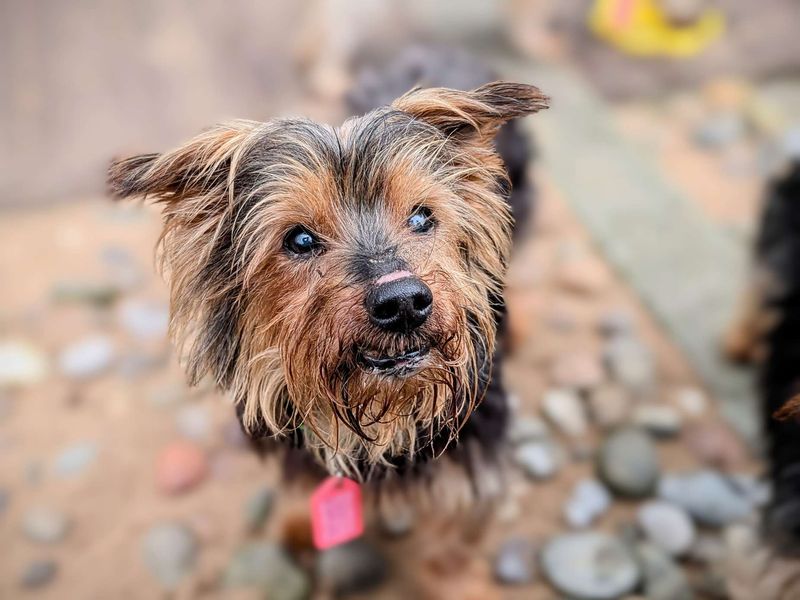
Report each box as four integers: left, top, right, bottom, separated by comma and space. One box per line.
311, 476, 364, 550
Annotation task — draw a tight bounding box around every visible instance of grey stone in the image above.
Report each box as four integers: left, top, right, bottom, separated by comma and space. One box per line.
58, 336, 115, 379
0, 341, 48, 388
693, 113, 745, 148
142, 522, 198, 589
514, 440, 560, 480
635, 542, 693, 600
119, 300, 169, 340
598, 309, 634, 337
632, 404, 683, 438
494, 537, 536, 585
637, 500, 696, 556
542, 388, 588, 436
728, 473, 771, 507
658, 471, 753, 527
20, 560, 57, 589
604, 337, 655, 393
507, 415, 549, 445
23, 508, 70, 543
53, 441, 98, 478
225, 542, 309, 600
244, 486, 275, 533
175, 405, 211, 442
597, 427, 660, 497
564, 479, 612, 529
541, 532, 639, 599
316, 539, 387, 596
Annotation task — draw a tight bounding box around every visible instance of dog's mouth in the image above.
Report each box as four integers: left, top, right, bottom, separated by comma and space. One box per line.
356, 345, 431, 377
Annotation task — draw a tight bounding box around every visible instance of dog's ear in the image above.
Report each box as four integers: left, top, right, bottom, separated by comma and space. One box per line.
107, 120, 261, 204
393, 81, 548, 141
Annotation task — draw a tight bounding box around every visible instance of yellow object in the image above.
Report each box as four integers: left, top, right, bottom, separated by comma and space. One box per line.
589, 0, 724, 58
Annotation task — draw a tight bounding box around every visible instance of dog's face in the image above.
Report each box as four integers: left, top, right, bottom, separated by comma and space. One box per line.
109, 83, 547, 474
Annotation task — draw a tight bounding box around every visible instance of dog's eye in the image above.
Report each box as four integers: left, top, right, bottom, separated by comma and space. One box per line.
407, 207, 434, 233
284, 226, 323, 256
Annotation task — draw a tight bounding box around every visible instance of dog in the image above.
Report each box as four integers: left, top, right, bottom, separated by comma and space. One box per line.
108, 82, 548, 521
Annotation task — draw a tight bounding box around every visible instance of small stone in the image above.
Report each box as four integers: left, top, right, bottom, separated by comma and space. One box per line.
118, 300, 169, 340
684, 422, 747, 469
142, 522, 198, 589
175, 405, 212, 442
53, 441, 98, 478
507, 415, 549, 445
727, 474, 771, 507
597, 427, 660, 498
514, 441, 560, 480
541, 532, 639, 599
542, 388, 588, 436
225, 542, 310, 599
51, 280, 120, 307
632, 404, 682, 438
317, 539, 387, 596
155, 440, 209, 495
598, 309, 634, 338
637, 501, 696, 556
674, 387, 707, 418
20, 560, 58, 589
23, 508, 70, 543
551, 353, 604, 390
494, 537, 536, 585
635, 542, 692, 600
658, 471, 753, 527
0, 341, 48, 388
564, 479, 612, 528
58, 335, 115, 379
687, 534, 726, 565
587, 385, 631, 430
693, 113, 746, 148
244, 486, 275, 533
604, 337, 655, 393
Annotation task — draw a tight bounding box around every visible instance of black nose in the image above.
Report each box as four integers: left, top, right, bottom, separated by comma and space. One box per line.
366, 277, 433, 332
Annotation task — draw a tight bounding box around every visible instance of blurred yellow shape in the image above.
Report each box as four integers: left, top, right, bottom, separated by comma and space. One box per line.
589, 0, 724, 58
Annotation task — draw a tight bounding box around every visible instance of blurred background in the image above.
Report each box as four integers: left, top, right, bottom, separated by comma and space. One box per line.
2, 0, 800, 597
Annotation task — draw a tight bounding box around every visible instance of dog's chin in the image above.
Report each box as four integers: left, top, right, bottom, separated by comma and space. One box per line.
356, 345, 431, 378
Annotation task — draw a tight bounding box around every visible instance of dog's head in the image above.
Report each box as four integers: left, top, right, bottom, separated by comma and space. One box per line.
109, 82, 548, 474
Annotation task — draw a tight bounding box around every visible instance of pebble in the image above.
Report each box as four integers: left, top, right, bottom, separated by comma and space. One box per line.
542, 388, 588, 436
587, 385, 631, 430
494, 537, 536, 585
597, 309, 634, 338
51, 280, 120, 307
658, 471, 753, 527
0, 341, 48, 388
118, 300, 169, 340
687, 534, 726, 565
316, 539, 387, 595
155, 441, 209, 495
141, 522, 198, 589
564, 479, 612, 528
632, 404, 683, 438
684, 422, 747, 469
58, 335, 115, 379
674, 386, 707, 418
635, 542, 692, 600
507, 415, 549, 445
604, 337, 655, 393
728, 473, 771, 507
693, 113, 746, 148
53, 441, 98, 478
541, 532, 639, 599
551, 353, 604, 390
514, 441, 560, 480
637, 500, 696, 556
20, 559, 58, 589
23, 508, 70, 543
597, 427, 660, 498
175, 405, 212, 442
225, 542, 310, 599
244, 486, 275, 533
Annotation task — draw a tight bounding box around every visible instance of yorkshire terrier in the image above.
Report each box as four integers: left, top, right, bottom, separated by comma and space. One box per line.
108, 82, 548, 520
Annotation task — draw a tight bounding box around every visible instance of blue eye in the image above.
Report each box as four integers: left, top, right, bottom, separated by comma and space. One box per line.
408, 207, 434, 233
284, 226, 323, 256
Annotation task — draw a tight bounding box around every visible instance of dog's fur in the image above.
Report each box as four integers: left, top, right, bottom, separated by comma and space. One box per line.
108, 83, 547, 496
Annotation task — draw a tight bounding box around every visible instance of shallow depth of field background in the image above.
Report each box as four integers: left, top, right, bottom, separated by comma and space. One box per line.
2, 1, 800, 598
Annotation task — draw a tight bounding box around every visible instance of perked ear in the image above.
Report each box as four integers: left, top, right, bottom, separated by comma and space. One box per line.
392, 81, 549, 140
107, 120, 261, 203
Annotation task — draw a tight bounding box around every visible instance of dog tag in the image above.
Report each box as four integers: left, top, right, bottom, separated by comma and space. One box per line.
311, 476, 364, 549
